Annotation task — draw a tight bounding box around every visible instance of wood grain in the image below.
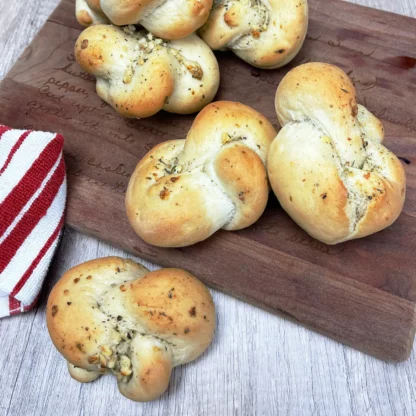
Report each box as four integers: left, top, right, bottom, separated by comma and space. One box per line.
1, 0, 416, 361
1, 0, 416, 415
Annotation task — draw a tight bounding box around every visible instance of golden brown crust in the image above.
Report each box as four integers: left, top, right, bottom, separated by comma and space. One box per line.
125, 101, 276, 247
98, 58, 175, 119
47, 257, 144, 367
214, 144, 269, 230
76, 0, 108, 26
47, 257, 216, 402
77, 9, 94, 25
199, 0, 308, 69
118, 335, 173, 401
268, 63, 406, 244
124, 268, 216, 359
76, 0, 213, 39
103, 0, 155, 24
74, 25, 219, 119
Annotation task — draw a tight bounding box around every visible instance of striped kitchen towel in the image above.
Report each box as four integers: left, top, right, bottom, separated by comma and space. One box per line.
0, 126, 66, 318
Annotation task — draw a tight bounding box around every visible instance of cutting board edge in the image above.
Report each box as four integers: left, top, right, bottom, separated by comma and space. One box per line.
66, 219, 416, 363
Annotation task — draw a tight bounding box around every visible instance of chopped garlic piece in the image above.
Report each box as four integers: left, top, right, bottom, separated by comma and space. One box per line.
321, 136, 332, 144
119, 355, 132, 376
222, 133, 232, 144
99, 355, 107, 368
123, 66, 134, 84
107, 357, 116, 369
101, 345, 113, 357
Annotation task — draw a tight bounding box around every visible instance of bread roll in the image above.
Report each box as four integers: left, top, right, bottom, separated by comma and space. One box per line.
267, 62, 406, 244
76, 0, 213, 40
76, 0, 108, 26
47, 257, 216, 402
199, 0, 308, 69
75, 25, 220, 118
126, 101, 277, 247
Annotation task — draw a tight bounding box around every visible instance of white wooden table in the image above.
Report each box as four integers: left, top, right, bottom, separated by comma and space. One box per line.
1, 1, 415, 415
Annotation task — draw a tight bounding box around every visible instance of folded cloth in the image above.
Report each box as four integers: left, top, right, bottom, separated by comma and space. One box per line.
0, 126, 66, 318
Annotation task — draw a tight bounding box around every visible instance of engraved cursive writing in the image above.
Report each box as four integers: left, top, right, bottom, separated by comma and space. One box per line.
54, 63, 96, 83
26, 100, 72, 120
111, 182, 128, 193
361, 97, 416, 133
327, 38, 375, 57
67, 168, 128, 194
374, 108, 416, 132
72, 119, 100, 131
87, 158, 131, 178
53, 55, 95, 83
64, 151, 85, 163
305, 33, 376, 58
109, 130, 136, 144
41, 77, 89, 99
346, 70, 377, 91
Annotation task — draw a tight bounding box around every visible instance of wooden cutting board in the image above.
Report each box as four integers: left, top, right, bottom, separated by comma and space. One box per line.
1, 0, 415, 362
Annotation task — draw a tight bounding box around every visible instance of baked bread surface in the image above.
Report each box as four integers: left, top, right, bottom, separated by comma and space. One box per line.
126, 101, 277, 247
199, 0, 308, 68
75, 24, 220, 118
76, 0, 213, 40
47, 256, 216, 402
268, 62, 406, 244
